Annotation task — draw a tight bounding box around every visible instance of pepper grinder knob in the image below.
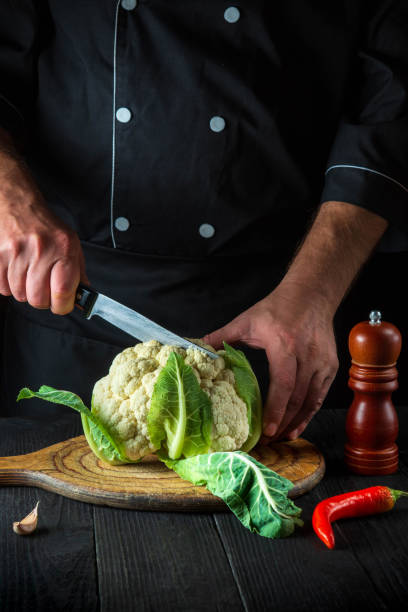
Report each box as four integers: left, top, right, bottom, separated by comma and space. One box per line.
369, 310, 382, 325
344, 311, 402, 474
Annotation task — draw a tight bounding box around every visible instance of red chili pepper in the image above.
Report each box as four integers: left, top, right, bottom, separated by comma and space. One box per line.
312, 486, 408, 550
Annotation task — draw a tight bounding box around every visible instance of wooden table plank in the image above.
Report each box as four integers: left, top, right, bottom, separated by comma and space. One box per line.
311, 408, 408, 609
93, 506, 244, 612
214, 503, 387, 612
0, 415, 83, 455
213, 408, 408, 612
0, 417, 98, 612
2, 408, 408, 611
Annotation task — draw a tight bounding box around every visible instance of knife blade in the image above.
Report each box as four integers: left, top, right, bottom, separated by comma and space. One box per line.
75, 284, 218, 359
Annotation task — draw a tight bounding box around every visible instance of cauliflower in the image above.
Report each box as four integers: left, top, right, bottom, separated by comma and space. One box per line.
92, 339, 250, 461
17, 351, 301, 540
18, 339, 262, 465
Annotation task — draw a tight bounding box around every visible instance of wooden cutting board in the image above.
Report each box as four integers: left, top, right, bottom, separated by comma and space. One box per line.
0, 436, 325, 511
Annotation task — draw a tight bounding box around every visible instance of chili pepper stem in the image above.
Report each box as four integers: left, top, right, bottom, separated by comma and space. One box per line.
389, 488, 408, 504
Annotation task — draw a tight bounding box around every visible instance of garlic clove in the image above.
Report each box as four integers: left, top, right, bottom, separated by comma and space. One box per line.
13, 501, 40, 535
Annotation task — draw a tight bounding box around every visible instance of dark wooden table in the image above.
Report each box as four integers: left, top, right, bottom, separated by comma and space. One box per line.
1, 408, 408, 612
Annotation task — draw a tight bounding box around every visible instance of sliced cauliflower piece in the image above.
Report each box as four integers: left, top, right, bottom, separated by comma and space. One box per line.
156, 344, 187, 367
208, 381, 249, 451
185, 341, 225, 380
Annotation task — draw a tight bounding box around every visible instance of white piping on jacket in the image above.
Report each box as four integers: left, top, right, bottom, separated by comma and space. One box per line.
325, 164, 408, 196
110, 1, 121, 248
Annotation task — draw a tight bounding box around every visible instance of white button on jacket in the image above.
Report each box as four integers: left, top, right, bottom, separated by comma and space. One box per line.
115, 216, 130, 231
121, 0, 137, 11
116, 107, 132, 123
199, 223, 215, 238
224, 7, 240, 23
209, 116, 225, 132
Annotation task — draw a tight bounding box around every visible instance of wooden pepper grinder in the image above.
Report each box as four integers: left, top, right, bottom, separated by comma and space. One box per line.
344, 310, 402, 475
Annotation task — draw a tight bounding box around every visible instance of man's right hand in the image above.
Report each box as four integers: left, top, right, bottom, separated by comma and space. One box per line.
0, 130, 88, 315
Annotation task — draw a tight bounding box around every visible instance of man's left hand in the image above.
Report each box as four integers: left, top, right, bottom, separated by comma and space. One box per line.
204, 280, 338, 441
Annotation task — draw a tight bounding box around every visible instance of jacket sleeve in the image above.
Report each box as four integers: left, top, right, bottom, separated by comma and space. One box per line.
0, 1, 39, 138
321, 0, 408, 236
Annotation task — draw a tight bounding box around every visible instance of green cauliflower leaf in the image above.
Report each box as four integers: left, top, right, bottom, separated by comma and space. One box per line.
148, 352, 212, 459
17, 385, 130, 465
163, 450, 303, 538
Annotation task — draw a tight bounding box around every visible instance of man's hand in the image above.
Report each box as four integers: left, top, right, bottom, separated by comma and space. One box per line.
204, 281, 338, 441
205, 201, 388, 440
0, 129, 88, 314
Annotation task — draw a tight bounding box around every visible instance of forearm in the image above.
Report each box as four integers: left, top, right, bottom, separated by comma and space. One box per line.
277, 201, 389, 315
204, 200, 389, 438
0, 127, 87, 312
0, 126, 24, 173
0, 126, 53, 225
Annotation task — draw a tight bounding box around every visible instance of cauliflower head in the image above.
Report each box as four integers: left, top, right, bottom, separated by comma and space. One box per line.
92, 339, 251, 461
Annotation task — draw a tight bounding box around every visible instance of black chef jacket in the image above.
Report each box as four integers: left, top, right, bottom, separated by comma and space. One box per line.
1, 1, 408, 417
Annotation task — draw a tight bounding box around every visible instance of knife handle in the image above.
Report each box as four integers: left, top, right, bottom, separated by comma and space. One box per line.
75, 284, 97, 318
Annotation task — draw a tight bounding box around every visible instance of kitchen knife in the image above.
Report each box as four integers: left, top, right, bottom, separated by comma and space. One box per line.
75, 284, 218, 359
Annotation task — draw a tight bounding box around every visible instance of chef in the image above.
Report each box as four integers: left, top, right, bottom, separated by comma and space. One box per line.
0, 1, 406, 441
